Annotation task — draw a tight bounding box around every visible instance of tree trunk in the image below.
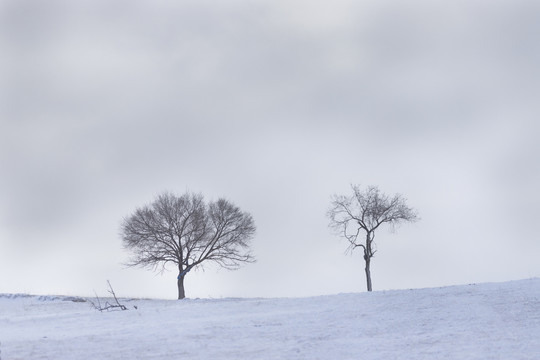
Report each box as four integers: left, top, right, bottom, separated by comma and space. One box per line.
364, 256, 372, 292
177, 273, 186, 300
364, 233, 373, 292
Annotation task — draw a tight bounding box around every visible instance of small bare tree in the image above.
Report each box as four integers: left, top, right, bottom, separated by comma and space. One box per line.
328, 185, 419, 292
121, 191, 256, 299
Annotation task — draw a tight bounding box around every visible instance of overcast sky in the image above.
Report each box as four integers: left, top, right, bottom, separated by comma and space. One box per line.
1, 0, 539, 299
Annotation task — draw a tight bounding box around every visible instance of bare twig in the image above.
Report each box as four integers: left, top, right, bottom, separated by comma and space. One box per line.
106, 280, 127, 310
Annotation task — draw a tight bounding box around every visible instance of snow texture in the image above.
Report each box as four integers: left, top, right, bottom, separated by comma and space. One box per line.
1, 278, 539, 359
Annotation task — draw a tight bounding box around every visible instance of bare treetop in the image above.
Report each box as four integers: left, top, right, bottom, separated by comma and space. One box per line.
329, 185, 419, 240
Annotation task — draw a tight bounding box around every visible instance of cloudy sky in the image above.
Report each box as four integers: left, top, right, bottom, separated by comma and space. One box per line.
1, 0, 539, 299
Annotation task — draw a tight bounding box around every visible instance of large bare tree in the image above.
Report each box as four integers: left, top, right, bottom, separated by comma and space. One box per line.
121, 191, 256, 299
328, 185, 419, 292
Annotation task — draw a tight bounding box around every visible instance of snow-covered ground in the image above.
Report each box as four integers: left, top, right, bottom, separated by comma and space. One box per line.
1, 278, 539, 359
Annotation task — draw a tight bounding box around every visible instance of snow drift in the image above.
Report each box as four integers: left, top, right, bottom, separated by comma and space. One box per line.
1, 278, 539, 359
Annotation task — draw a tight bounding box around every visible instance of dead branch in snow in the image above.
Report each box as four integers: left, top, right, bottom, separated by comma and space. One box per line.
88, 281, 128, 312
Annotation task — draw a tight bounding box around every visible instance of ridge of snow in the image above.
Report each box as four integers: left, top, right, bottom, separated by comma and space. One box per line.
1, 278, 539, 359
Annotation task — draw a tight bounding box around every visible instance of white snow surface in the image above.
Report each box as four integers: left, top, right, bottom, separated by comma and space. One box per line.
1, 278, 539, 359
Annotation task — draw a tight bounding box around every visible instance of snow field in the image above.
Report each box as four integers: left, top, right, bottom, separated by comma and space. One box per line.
0, 278, 539, 359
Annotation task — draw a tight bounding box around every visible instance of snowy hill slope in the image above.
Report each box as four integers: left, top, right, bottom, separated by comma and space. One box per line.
1, 279, 539, 359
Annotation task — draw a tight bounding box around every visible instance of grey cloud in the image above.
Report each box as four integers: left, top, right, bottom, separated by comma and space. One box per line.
1, 0, 539, 297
